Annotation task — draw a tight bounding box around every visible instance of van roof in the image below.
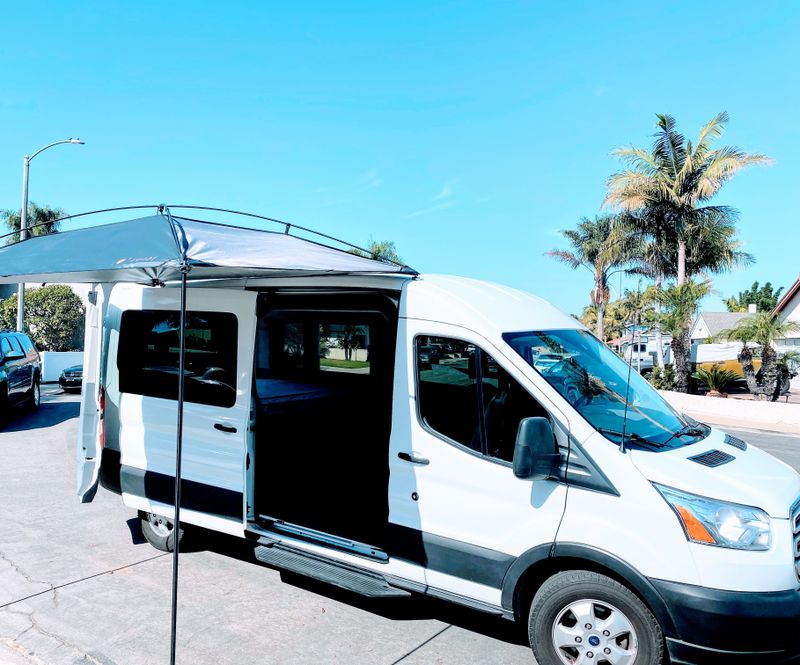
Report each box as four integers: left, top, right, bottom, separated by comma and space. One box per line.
403, 274, 583, 336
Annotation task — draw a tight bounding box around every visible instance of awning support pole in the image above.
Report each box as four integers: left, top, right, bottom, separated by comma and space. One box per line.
169, 264, 189, 665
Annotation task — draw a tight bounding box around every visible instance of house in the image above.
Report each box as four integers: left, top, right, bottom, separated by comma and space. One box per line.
690, 311, 752, 343
773, 275, 800, 391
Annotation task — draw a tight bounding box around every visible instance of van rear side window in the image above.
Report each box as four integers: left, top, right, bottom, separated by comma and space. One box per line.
118, 310, 238, 408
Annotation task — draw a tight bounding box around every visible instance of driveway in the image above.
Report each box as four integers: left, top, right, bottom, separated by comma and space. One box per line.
0, 388, 530, 665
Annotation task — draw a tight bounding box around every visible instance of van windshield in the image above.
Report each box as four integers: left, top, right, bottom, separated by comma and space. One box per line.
503, 329, 706, 449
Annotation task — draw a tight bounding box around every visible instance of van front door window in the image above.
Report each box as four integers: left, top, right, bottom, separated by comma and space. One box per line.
416, 335, 551, 462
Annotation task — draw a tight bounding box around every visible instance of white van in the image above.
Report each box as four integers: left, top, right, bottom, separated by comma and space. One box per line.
78, 274, 800, 665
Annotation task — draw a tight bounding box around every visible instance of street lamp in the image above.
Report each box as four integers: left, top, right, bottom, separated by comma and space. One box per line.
16, 138, 85, 332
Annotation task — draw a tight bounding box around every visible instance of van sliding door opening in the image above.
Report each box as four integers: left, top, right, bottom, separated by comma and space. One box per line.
251, 293, 398, 551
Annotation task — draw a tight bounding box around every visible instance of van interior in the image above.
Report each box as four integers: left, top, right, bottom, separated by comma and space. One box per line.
252, 291, 398, 549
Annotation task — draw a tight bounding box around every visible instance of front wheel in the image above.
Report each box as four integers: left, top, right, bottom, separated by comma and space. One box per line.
529, 570, 664, 665
139, 511, 185, 552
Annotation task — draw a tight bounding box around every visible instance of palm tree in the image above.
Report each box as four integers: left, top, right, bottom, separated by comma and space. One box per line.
606, 112, 770, 285
654, 280, 712, 393
720, 314, 800, 400
546, 215, 638, 340
1, 202, 66, 245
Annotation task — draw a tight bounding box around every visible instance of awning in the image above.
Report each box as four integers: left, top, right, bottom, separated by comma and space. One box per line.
0, 213, 415, 285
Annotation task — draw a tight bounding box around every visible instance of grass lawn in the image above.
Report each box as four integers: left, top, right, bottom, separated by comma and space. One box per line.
320, 358, 370, 369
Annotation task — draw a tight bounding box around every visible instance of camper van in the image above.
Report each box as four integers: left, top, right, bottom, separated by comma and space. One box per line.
78, 274, 800, 665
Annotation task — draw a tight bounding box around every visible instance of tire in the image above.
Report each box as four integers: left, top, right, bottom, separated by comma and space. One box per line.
529, 570, 664, 665
26, 377, 41, 410
0, 384, 8, 427
139, 511, 185, 552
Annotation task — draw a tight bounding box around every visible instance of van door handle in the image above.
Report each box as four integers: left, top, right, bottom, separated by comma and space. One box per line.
398, 452, 429, 465
214, 423, 238, 433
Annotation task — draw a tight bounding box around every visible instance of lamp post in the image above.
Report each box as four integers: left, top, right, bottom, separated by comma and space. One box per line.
16, 138, 85, 332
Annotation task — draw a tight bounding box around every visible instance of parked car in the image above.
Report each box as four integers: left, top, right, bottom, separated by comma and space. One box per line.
76, 276, 800, 665
59, 364, 84, 392
0, 330, 41, 420
417, 344, 441, 368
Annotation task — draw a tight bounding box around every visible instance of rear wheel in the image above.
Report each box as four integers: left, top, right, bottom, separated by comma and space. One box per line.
27, 377, 41, 410
529, 570, 664, 665
139, 511, 185, 552
0, 384, 8, 426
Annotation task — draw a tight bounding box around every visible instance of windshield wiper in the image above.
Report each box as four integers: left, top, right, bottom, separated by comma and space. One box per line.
661, 423, 708, 447
596, 428, 665, 449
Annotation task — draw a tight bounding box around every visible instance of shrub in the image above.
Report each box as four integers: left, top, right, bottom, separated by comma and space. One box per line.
692, 363, 739, 394
649, 365, 676, 391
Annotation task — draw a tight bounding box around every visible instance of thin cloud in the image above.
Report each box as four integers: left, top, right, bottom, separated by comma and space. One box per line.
433, 179, 456, 201
358, 168, 383, 189
404, 200, 456, 219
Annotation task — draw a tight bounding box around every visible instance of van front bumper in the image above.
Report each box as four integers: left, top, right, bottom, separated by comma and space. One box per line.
651, 578, 800, 664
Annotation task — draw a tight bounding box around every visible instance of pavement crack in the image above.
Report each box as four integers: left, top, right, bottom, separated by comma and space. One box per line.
0, 551, 54, 593
0, 552, 169, 611
388, 624, 453, 664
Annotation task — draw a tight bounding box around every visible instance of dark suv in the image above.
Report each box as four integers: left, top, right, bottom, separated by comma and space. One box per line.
0, 331, 41, 420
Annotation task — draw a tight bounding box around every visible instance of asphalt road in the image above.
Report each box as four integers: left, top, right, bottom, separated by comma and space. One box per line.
0, 388, 798, 665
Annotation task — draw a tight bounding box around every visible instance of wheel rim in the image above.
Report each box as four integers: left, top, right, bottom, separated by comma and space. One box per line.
146, 513, 174, 538
551, 598, 638, 665
33, 382, 40, 406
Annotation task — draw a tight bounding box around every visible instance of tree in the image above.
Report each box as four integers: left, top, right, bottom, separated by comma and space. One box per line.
719, 313, 800, 400
653, 280, 712, 393
606, 112, 770, 285
607, 113, 765, 371
337, 324, 361, 361
348, 240, 403, 264
622, 211, 753, 368
0, 285, 85, 351
1, 202, 66, 245
725, 281, 784, 313
546, 215, 638, 340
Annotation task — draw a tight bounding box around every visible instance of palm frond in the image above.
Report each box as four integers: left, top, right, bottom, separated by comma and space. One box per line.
653, 114, 687, 178
545, 249, 582, 269
694, 111, 729, 156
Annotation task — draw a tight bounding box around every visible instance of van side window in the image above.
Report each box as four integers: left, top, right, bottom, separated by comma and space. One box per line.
9, 337, 24, 354
417, 335, 550, 463
118, 310, 238, 408
1, 337, 12, 356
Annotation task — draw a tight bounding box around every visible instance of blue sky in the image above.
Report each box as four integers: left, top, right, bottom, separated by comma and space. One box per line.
1, 1, 797, 314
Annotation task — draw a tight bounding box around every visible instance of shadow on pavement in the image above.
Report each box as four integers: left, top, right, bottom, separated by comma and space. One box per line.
195, 529, 528, 648
0, 400, 80, 433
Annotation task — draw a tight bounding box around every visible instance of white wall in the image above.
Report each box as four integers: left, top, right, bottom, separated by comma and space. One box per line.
41, 351, 84, 383
690, 316, 709, 341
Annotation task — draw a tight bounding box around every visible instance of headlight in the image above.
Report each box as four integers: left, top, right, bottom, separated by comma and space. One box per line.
654, 483, 772, 551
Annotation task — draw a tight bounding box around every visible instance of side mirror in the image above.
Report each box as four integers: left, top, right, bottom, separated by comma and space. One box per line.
513, 417, 562, 480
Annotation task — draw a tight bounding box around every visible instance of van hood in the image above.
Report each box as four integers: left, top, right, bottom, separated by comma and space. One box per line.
630, 427, 800, 518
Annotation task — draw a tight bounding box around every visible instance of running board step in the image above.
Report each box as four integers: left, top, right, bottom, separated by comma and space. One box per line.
254, 544, 411, 599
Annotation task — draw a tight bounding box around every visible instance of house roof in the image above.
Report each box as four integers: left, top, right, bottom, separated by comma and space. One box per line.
774, 274, 800, 315
694, 311, 751, 338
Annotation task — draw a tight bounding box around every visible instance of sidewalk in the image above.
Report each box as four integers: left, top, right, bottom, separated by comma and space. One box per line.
660, 390, 800, 435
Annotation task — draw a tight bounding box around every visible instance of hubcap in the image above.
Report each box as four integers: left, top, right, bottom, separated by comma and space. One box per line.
551, 599, 638, 665
34, 383, 40, 406
146, 513, 174, 538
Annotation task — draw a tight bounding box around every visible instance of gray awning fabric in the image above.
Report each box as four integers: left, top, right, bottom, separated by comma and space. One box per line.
0, 214, 413, 285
